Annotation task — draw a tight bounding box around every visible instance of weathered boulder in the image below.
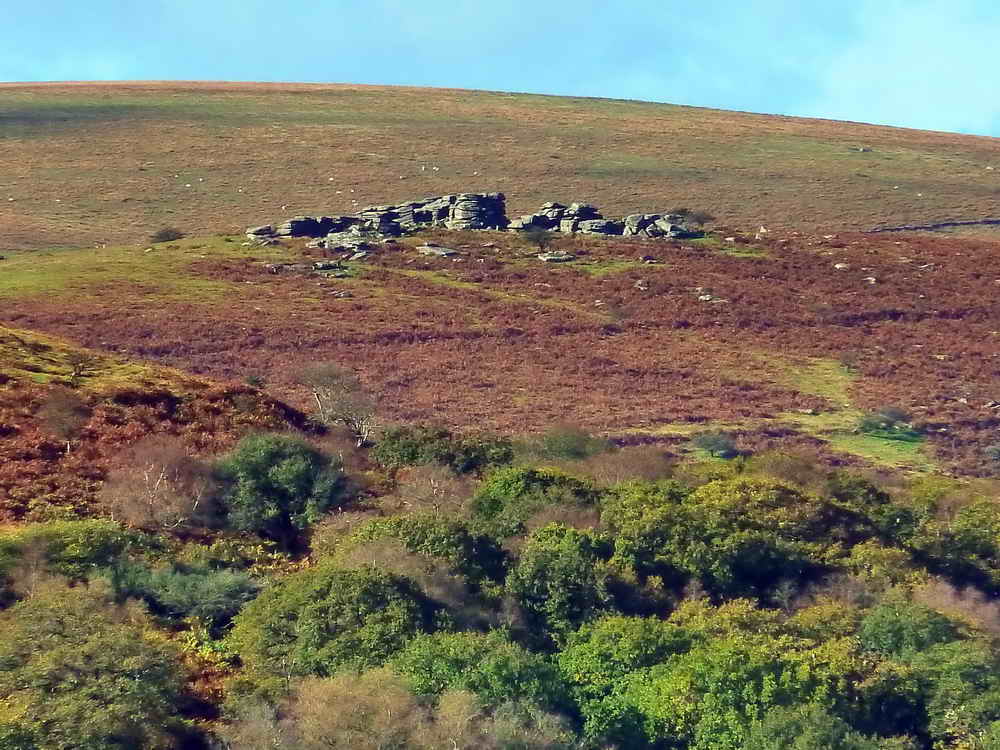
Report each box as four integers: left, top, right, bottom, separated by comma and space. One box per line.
418, 245, 458, 257
446, 192, 507, 230
324, 227, 381, 252
577, 219, 623, 235
275, 216, 325, 237
566, 202, 601, 220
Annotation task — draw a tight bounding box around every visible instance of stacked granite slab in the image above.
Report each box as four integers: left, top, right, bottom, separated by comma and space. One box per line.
246, 193, 509, 248
509, 201, 606, 232
622, 213, 696, 239
509, 202, 702, 237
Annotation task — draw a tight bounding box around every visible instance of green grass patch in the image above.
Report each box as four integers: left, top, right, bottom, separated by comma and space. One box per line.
689, 235, 769, 258
0, 236, 283, 303
0, 325, 203, 394
826, 432, 935, 472
572, 260, 649, 277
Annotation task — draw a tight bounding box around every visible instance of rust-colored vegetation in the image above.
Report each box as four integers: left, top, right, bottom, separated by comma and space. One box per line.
0, 326, 307, 520
2, 225, 999, 479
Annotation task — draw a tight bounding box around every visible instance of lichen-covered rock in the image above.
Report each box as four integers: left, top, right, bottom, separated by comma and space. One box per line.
577, 219, 623, 235
446, 192, 507, 230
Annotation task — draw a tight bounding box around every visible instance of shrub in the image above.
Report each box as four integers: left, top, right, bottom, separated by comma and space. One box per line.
692, 430, 739, 458
386, 463, 475, 516
227, 563, 440, 687
0, 519, 135, 581
621, 632, 864, 750
297, 362, 377, 446
518, 425, 613, 461
858, 408, 923, 442
108, 560, 259, 630
506, 523, 614, 647
100, 435, 216, 530
606, 477, 845, 597
372, 424, 513, 474
149, 226, 184, 243
36, 387, 90, 452
558, 616, 694, 703
470, 466, 600, 539
985, 442, 1000, 469
220, 671, 578, 750
523, 228, 556, 250
216, 433, 347, 549
906, 640, 1000, 746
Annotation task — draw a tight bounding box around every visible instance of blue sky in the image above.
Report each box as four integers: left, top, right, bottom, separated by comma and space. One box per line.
4, 0, 999, 136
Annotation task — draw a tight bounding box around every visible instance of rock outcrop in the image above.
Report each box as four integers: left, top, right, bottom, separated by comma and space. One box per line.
247, 192, 703, 246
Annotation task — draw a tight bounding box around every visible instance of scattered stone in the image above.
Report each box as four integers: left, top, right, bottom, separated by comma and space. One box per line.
985, 400, 1000, 409
348, 252, 369, 261
418, 245, 458, 257
246, 224, 274, 236
538, 251, 576, 262
634, 280, 650, 291
329, 290, 353, 298
638, 255, 661, 264
312, 260, 342, 271
863, 276, 877, 284
834, 263, 850, 270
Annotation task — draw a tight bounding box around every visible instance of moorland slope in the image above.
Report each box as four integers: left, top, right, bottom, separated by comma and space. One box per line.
2, 81, 999, 250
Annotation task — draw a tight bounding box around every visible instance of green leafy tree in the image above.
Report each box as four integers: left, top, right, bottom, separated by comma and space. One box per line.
0, 519, 135, 581
0, 583, 187, 749
227, 563, 439, 695
506, 523, 614, 648
906, 640, 1000, 746
623, 633, 859, 750
335, 514, 507, 587
858, 599, 961, 657
217, 433, 347, 549
470, 466, 599, 539
744, 704, 879, 750
392, 631, 568, 710
606, 477, 849, 597
557, 615, 695, 744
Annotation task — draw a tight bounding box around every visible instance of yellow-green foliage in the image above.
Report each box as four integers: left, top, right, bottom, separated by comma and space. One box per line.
0, 324, 207, 394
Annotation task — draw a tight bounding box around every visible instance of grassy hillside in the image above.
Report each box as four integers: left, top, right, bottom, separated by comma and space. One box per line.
1, 81, 999, 251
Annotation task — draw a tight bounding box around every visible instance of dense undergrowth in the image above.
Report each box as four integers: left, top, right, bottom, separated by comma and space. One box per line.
4, 409, 1000, 749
